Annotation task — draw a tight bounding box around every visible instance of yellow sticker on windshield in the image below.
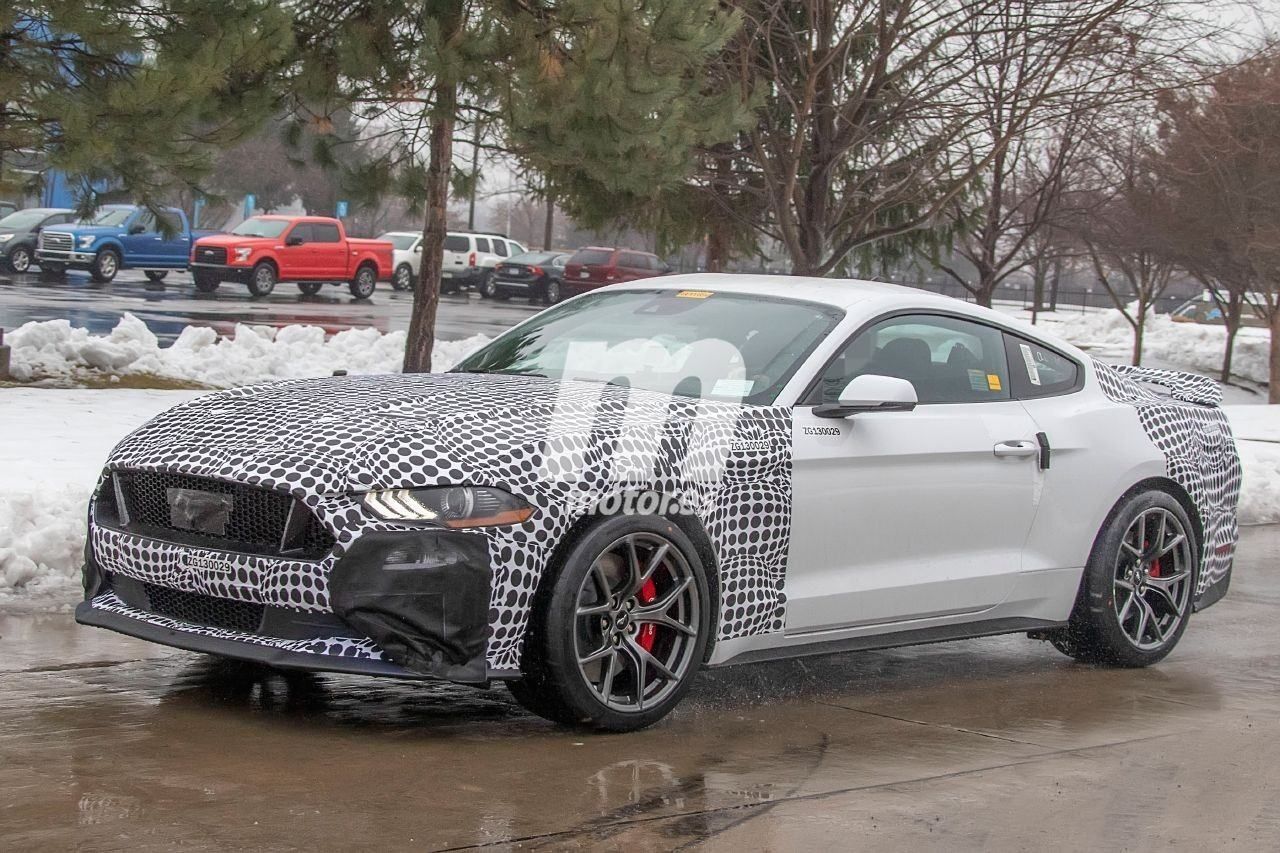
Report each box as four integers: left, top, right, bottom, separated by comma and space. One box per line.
675, 290, 714, 299
987, 374, 1002, 391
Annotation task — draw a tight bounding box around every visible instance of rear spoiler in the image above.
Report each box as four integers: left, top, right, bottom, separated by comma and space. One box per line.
1109, 363, 1222, 407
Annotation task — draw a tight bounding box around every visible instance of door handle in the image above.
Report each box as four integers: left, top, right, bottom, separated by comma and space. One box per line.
993, 440, 1039, 458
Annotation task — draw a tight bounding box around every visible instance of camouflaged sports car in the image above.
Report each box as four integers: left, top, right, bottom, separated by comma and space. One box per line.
77, 274, 1241, 731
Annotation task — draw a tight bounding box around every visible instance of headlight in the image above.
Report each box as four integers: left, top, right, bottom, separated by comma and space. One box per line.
362, 486, 534, 528
78, 235, 96, 248
234, 247, 252, 262
0, 234, 12, 243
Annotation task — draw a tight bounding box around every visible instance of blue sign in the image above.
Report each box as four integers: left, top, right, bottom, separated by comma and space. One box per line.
336, 200, 349, 218
243, 194, 256, 218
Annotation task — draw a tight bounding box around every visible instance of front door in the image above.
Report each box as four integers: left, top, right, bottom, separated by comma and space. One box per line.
279, 222, 313, 278
785, 313, 1044, 634
119, 210, 158, 265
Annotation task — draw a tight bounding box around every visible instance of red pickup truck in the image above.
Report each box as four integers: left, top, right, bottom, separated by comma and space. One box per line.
190, 216, 394, 299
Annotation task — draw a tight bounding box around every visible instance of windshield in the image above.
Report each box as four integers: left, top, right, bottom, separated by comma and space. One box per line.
90, 208, 134, 227
0, 210, 50, 229
232, 218, 291, 238
455, 289, 842, 405
381, 232, 418, 250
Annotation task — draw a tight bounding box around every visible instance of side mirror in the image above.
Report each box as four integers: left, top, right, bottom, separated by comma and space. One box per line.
413, 245, 422, 253
129, 223, 147, 235
286, 234, 305, 246
813, 374, 918, 419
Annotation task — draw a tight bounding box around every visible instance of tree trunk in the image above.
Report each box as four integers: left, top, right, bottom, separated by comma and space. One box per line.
1133, 313, 1145, 367
466, 118, 480, 231
403, 82, 458, 374
1220, 294, 1242, 384
1030, 260, 1046, 325
1049, 255, 1063, 311
1270, 309, 1280, 405
542, 195, 554, 250
705, 221, 729, 273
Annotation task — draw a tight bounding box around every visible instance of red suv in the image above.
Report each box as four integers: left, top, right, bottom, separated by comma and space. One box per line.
560, 247, 669, 298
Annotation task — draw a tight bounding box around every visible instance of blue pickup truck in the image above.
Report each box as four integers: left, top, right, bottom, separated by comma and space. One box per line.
35, 204, 211, 283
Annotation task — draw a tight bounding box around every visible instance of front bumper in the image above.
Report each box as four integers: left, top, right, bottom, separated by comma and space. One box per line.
77, 527, 510, 685
35, 250, 97, 268
189, 262, 254, 283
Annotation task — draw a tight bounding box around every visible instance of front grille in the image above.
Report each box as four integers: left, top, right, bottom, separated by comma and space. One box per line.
194, 245, 227, 264
40, 231, 73, 252
111, 471, 335, 559
143, 583, 264, 633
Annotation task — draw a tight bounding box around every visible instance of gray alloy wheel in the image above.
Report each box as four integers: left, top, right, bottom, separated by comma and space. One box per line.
90, 248, 120, 283
349, 265, 376, 299
297, 281, 323, 296
1048, 489, 1197, 667
8, 245, 32, 273
392, 264, 413, 291
479, 271, 496, 299
247, 262, 277, 297
508, 514, 711, 731
544, 279, 562, 305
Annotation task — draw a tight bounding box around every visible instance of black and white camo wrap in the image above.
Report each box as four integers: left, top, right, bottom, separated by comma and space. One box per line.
1091, 360, 1242, 596
93, 373, 794, 671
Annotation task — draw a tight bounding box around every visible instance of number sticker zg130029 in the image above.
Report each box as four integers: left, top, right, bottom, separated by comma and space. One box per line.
802, 425, 843, 436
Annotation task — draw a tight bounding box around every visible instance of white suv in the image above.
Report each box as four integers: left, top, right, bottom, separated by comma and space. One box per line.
378, 231, 423, 291
443, 232, 525, 295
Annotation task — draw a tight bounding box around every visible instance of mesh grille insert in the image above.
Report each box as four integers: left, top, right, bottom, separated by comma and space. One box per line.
143, 583, 265, 633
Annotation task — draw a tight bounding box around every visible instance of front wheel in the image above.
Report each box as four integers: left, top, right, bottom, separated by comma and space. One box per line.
1047, 490, 1198, 667
297, 281, 323, 296
193, 270, 220, 293
247, 262, 277, 297
7, 245, 33, 273
508, 515, 711, 731
144, 270, 168, 283
391, 263, 414, 291
349, 266, 376, 299
90, 248, 120, 283
39, 261, 66, 277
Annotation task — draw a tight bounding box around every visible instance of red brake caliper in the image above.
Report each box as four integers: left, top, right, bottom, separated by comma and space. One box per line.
1147, 539, 1161, 578
637, 578, 658, 652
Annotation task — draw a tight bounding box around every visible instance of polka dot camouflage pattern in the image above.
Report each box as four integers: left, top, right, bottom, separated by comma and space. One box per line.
1091, 360, 1242, 596
92, 373, 795, 672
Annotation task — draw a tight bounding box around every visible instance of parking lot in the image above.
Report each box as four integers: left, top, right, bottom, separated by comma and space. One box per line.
0, 267, 541, 344
1, 525, 1276, 851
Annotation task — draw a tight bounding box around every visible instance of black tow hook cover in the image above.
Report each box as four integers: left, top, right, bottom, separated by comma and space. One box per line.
329, 530, 492, 682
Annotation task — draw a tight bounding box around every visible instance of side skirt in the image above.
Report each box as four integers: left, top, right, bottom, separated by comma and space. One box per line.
710, 617, 1067, 668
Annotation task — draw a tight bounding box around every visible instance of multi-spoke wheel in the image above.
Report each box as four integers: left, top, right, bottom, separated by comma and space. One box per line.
1048, 490, 1198, 667
508, 514, 712, 731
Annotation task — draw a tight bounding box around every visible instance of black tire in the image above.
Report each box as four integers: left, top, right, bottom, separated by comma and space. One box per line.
508, 514, 712, 731
1047, 489, 1198, 668
392, 263, 414, 292
39, 261, 66, 277
479, 271, 496, 299
90, 248, 120, 283
297, 281, 323, 296
193, 270, 220, 293
440, 277, 459, 295
7, 245, 33, 274
144, 270, 168, 283
349, 265, 376, 299
544, 279, 563, 305
247, 262, 277, 297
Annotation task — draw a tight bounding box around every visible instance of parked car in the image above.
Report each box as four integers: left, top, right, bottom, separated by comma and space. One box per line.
1171, 291, 1269, 329
441, 231, 526, 296
492, 251, 570, 303
378, 230, 422, 291
75, 274, 1241, 732
36, 204, 211, 283
0, 201, 17, 219
0, 207, 76, 273
561, 247, 669, 299
190, 216, 394, 299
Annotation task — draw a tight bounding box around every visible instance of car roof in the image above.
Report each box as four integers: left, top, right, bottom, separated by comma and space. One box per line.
11, 207, 72, 216
598, 273, 1087, 357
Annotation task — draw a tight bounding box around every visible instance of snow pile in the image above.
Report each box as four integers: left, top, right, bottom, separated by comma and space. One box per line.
1227, 407, 1280, 527
7, 313, 489, 387
1045, 308, 1271, 386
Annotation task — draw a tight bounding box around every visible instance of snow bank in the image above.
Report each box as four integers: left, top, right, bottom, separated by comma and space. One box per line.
7, 313, 489, 387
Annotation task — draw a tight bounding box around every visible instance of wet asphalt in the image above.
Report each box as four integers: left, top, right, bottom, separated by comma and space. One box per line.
0, 268, 542, 343
1, 525, 1277, 851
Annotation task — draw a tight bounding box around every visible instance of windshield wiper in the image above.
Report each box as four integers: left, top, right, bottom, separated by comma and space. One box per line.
455, 367, 548, 378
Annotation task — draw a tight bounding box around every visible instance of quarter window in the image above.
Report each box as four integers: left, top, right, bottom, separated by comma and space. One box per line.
1003, 335, 1080, 398
493, 239, 508, 257
806, 314, 1011, 405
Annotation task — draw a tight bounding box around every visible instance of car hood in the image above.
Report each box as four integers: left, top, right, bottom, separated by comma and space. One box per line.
105, 373, 785, 499
49, 224, 122, 237
195, 233, 273, 247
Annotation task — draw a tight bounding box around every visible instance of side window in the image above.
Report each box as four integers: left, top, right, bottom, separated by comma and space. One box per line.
474, 237, 491, 253
132, 211, 156, 233
805, 314, 1011, 405
157, 211, 182, 234
312, 222, 341, 243
493, 239, 508, 257
1003, 335, 1080, 398
619, 252, 644, 269
287, 223, 312, 244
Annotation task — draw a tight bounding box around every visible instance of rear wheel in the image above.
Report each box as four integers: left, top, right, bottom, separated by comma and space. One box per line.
7, 245, 32, 273
247, 262, 277, 297
544, 279, 562, 305
1047, 490, 1197, 667
392, 263, 414, 291
297, 281, 323, 296
90, 248, 120, 283
508, 515, 711, 731
193, 270, 220, 293
349, 265, 376, 299
479, 271, 496, 299
144, 270, 168, 283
